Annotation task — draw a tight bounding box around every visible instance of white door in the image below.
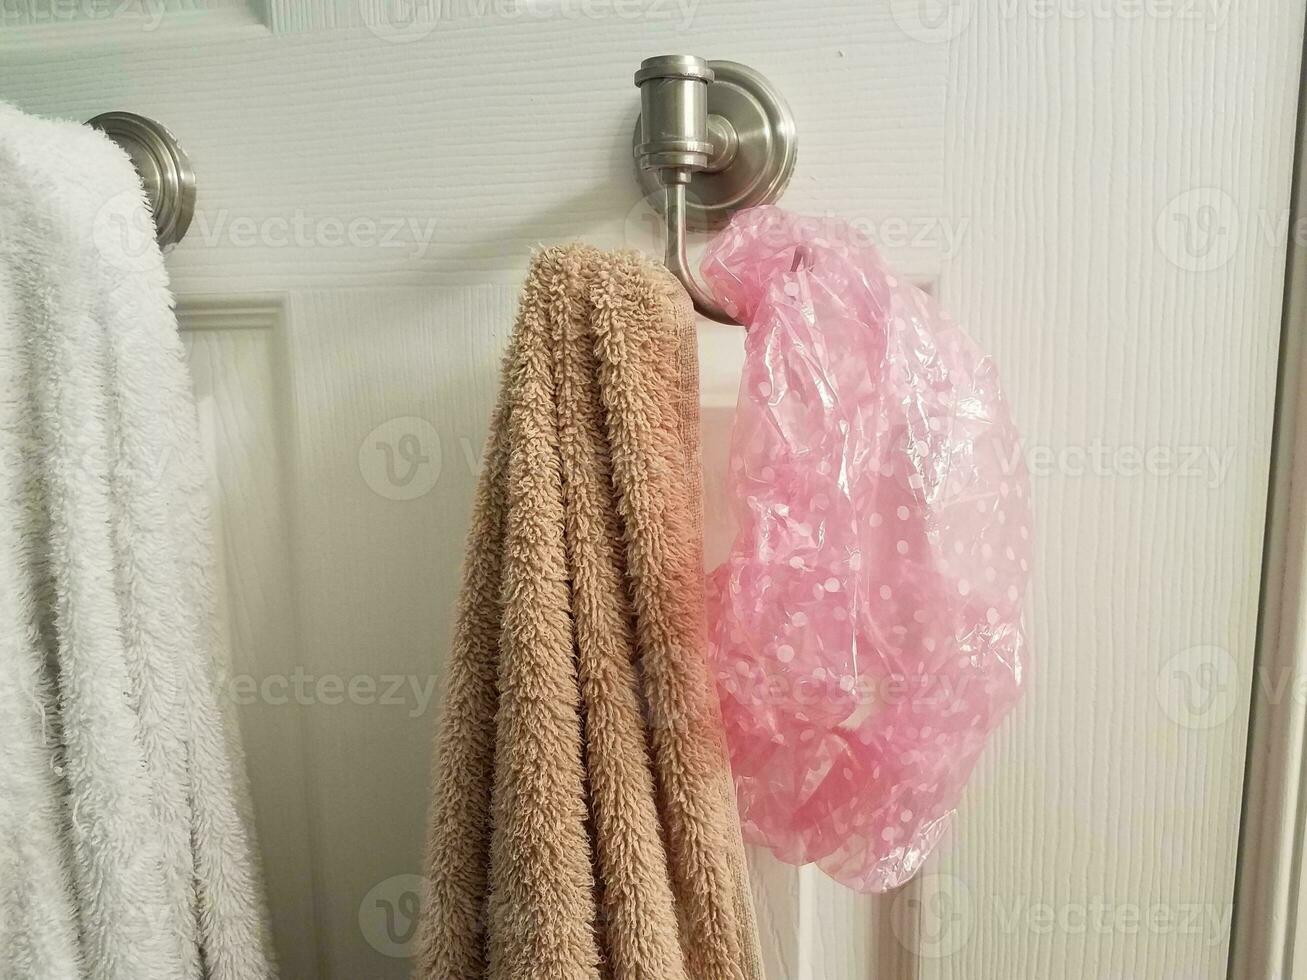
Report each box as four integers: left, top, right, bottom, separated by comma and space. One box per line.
1, 3, 1299, 977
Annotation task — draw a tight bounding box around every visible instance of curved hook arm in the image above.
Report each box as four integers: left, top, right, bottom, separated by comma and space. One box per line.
661, 181, 739, 326
633, 55, 793, 326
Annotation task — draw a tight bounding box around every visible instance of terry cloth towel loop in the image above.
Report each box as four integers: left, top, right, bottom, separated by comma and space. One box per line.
416, 244, 764, 980
0, 102, 273, 980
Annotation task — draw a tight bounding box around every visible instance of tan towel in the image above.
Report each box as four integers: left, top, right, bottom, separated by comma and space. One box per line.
416, 244, 764, 980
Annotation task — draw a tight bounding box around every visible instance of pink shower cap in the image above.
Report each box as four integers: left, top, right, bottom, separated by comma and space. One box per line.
702, 206, 1031, 892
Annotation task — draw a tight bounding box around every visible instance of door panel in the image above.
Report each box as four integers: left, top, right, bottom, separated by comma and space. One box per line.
932, 8, 1299, 978
181, 302, 319, 980
1, 2, 1299, 977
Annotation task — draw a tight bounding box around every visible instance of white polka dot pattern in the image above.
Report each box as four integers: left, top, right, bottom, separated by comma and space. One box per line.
701, 206, 1032, 894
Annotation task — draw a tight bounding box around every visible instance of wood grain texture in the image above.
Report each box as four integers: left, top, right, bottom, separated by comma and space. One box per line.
283, 284, 511, 977
1231, 27, 1307, 976
183, 316, 322, 979
0, 3, 946, 293
927, 3, 1303, 978
1, 1, 1300, 977
0, 0, 268, 50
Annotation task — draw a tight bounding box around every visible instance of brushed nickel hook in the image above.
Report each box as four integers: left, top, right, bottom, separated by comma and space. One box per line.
88, 111, 196, 250
632, 56, 797, 325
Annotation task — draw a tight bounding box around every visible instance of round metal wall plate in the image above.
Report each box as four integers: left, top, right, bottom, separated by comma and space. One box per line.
634, 60, 797, 229
88, 111, 196, 249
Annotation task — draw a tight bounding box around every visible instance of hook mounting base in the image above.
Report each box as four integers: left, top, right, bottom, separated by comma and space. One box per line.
88, 111, 196, 250
633, 59, 796, 230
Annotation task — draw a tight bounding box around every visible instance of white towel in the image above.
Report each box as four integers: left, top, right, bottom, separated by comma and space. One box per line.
0, 104, 274, 980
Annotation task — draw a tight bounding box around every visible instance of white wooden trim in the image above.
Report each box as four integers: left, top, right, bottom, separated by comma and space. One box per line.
178, 295, 321, 977
1230, 34, 1307, 979
176, 293, 285, 332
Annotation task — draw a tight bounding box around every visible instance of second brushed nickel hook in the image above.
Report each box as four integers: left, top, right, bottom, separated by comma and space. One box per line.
632, 55, 797, 325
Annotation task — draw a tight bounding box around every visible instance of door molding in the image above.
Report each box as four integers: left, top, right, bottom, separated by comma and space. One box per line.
178, 292, 321, 978
177, 293, 286, 333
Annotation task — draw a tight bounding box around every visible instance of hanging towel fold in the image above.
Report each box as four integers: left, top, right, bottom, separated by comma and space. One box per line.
0, 104, 273, 980
416, 244, 765, 980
